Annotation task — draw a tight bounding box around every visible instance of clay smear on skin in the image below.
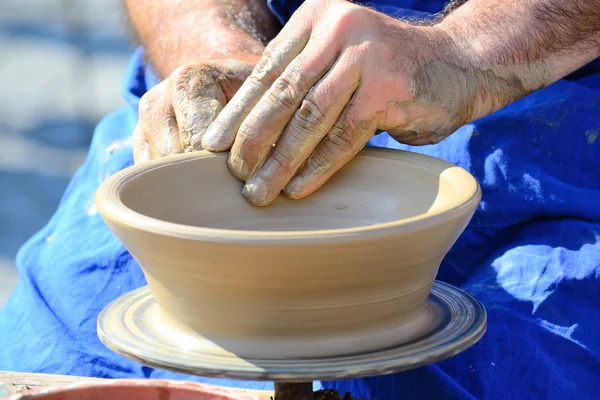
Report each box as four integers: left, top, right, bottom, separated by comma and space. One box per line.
243, 63, 361, 205
414, 59, 552, 122
236, 57, 359, 204
222, 39, 310, 177
203, 38, 307, 154
219, 3, 268, 44
172, 62, 252, 151
173, 67, 225, 151
237, 63, 332, 180
383, 59, 553, 145
418, 51, 552, 140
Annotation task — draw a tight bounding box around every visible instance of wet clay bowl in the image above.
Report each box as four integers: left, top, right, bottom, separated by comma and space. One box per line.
2, 379, 259, 400
95, 147, 481, 359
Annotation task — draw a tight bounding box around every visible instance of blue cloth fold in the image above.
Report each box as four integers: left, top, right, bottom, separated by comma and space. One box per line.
1, 2, 599, 399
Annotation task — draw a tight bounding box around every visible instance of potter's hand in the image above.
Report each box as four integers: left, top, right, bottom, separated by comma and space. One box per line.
125, 0, 279, 163
201, 0, 600, 206
200, 0, 464, 206
133, 60, 255, 163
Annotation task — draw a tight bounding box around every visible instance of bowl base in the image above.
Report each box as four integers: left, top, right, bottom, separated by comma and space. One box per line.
97, 281, 486, 382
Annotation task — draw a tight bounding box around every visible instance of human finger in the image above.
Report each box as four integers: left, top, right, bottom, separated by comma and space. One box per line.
201, 8, 315, 153
170, 65, 227, 152
227, 35, 341, 181
137, 81, 183, 157
242, 55, 360, 206
284, 88, 378, 199
132, 124, 152, 164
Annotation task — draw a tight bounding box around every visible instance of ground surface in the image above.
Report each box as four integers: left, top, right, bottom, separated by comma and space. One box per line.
0, 0, 132, 308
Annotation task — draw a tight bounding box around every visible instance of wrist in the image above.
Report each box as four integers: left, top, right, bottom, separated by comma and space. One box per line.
420, 19, 550, 125
437, 0, 600, 82
404, 24, 490, 126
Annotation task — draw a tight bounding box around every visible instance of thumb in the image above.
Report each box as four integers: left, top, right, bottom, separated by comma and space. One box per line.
171, 60, 255, 152
210, 59, 256, 100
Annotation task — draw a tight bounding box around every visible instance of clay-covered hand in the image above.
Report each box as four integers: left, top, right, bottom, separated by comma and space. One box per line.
132, 59, 255, 163
200, 0, 471, 206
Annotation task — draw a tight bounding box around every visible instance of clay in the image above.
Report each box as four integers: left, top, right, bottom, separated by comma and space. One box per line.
95, 146, 481, 360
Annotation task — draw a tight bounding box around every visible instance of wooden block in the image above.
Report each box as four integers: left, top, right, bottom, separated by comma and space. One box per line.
0, 371, 273, 398
0, 371, 367, 399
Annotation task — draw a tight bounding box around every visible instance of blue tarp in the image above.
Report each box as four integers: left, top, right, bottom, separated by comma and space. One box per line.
1, 1, 599, 399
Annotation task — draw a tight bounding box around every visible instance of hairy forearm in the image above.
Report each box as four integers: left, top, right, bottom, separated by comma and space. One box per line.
440, 0, 600, 81
124, 0, 280, 78
432, 0, 600, 120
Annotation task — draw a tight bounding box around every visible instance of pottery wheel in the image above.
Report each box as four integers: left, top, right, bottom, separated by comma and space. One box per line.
97, 281, 486, 382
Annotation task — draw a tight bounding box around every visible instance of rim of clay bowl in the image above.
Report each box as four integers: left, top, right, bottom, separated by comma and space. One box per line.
95, 147, 481, 245
3, 379, 259, 400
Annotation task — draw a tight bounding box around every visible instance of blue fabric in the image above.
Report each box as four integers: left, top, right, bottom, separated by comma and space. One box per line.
1, 2, 600, 399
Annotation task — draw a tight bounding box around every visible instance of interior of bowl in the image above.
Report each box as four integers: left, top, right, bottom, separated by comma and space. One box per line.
116, 148, 474, 232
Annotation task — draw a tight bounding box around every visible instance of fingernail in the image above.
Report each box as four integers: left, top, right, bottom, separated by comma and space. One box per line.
201, 123, 221, 150
283, 177, 303, 199
242, 176, 269, 205
227, 154, 250, 181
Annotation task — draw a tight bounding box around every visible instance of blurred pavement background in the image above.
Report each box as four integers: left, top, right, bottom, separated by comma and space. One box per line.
0, 0, 134, 307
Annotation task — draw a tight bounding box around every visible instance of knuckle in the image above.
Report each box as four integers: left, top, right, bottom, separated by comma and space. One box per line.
171, 65, 196, 88
286, 63, 312, 92
332, 5, 364, 30
294, 98, 325, 131
172, 64, 217, 98
250, 51, 280, 84
268, 77, 301, 109
355, 41, 376, 59
326, 123, 356, 153
171, 64, 208, 82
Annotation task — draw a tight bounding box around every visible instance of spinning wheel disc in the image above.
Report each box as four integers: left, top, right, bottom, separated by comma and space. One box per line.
97, 281, 486, 382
